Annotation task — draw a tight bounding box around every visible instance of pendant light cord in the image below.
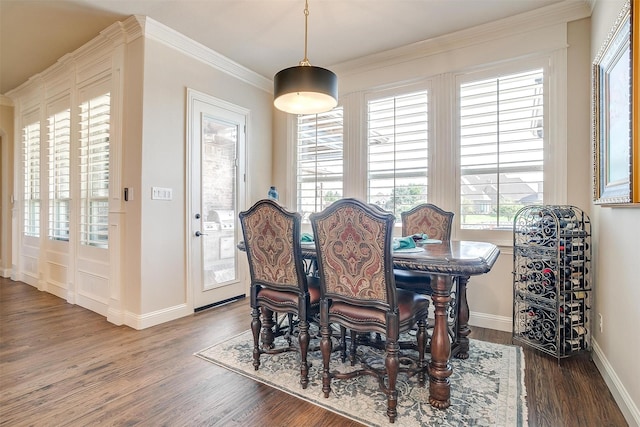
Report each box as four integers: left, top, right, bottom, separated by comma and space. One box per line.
300, 0, 310, 66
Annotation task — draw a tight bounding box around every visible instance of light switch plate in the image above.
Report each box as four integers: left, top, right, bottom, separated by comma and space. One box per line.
151, 187, 173, 200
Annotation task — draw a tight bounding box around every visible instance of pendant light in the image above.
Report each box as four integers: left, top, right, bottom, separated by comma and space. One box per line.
273, 0, 338, 115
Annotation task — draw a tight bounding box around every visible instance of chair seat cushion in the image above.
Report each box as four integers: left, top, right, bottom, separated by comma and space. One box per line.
257, 288, 298, 307
329, 290, 429, 328
257, 276, 321, 307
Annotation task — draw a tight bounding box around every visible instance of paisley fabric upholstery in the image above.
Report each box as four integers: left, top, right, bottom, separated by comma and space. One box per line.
402, 203, 454, 241
310, 198, 429, 423
241, 202, 299, 289
312, 201, 390, 304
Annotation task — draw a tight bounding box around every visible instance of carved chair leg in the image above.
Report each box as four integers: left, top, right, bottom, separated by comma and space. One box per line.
339, 325, 347, 363
251, 307, 261, 370
261, 307, 275, 350
385, 339, 399, 423
298, 319, 310, 389
349, 329, 357, 366
286, 313, 294, 346
416, 318, 427, 387
320, 322, 333, 398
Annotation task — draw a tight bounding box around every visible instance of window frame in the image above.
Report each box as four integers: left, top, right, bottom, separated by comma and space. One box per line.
46, 97, 72, 242
289, 52, 566, 245
294, 106, 345, 222
78, 81, 111, 249
454, 54, 565, 244
21, 110, 41, 239
364, 85, 431, 220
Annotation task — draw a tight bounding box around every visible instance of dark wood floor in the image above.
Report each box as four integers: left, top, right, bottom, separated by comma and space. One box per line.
0, 277, 627, 426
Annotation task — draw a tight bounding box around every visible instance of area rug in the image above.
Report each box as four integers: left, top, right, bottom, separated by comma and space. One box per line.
195, 331, 528, 426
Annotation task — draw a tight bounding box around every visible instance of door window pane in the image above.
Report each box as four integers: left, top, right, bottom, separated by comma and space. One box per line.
23, 120, 40, 237
201, 115, 237, 286
79, 92, 110, 247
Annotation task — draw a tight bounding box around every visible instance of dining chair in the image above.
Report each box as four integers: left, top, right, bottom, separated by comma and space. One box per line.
394, 203, 454, 294
239, 199, 320, 389
310, 198, 430, 423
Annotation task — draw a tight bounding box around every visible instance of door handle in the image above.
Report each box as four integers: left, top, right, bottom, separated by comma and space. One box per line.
195, 231, 208, 237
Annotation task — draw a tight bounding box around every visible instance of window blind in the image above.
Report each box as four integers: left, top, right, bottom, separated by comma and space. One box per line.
79, 92, 110, 247
459, 69, 544, 229
367, 90, 429, 218
296, 107, 343, 220
48, 108, 71, 241
23, 121, 41, 237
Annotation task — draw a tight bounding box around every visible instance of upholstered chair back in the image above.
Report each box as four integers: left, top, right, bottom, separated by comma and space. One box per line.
401, 203, 454, 241
310, 198, 396, 311
239, 199, 306, 293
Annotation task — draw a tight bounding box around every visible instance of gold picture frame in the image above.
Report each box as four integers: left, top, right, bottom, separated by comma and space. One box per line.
593, 0, 637, 204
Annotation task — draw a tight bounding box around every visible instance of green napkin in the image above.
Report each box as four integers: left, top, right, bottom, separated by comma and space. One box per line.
301, 233, 314, 243
393, 236, 416, 250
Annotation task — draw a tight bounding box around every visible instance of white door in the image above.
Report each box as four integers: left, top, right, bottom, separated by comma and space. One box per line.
188, 90, 247, 310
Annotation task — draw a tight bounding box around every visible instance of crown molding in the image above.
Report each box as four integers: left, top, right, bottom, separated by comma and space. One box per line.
138, 16, 272, 94
5, 16, 143, 99
332, 0, 592, 76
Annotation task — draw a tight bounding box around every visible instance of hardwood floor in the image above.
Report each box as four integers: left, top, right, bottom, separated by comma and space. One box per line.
0, 277, 627, 426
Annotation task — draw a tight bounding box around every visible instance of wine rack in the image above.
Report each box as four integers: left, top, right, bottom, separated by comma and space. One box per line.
512, 205, 592, 360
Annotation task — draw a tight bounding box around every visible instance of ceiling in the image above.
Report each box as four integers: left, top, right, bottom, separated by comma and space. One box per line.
1, 0, 588, 95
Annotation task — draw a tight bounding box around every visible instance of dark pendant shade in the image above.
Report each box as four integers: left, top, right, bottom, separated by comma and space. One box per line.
273, 65, 338, 115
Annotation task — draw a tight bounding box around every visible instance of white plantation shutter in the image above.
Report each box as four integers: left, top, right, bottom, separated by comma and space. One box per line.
459, 69, 544, 229
79, 92, 110, 247
367, 90, 429, 218
296, 107, 344, 220
23, 120, 41, 237
48, 107, 71, 241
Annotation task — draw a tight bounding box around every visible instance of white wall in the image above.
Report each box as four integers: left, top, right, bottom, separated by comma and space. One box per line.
590, 1, 640, 425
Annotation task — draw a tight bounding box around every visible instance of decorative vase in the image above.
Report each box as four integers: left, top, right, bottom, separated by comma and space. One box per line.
267, 186, 279, 201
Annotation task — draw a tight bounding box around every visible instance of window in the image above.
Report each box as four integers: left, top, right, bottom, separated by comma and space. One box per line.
48, 107, 71, 241
459, 69, 544, 230
296, 107, 343, 221
22, 120, 40, 237
79, 92, 110, 247
367, 90, 429, 219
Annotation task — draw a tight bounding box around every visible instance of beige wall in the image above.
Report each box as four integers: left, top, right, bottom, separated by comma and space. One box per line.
128, 35, 273, 317
590, 1, 640, 425
0, 98, 14, 277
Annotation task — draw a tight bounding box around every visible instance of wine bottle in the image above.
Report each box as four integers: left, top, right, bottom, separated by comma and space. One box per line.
563, 338, 584, 353
564, 325, 587, 339
560, 301, 583, 315
562, 313, 583, 328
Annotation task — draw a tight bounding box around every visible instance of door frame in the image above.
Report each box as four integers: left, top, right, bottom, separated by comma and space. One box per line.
185, 88, 249, 311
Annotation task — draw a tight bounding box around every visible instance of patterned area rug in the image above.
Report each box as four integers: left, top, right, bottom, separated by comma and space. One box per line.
195, 331, 528, 426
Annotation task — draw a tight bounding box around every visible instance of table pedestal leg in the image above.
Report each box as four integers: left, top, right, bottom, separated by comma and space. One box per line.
455, 275, 471, 359
429, 274, 453, 409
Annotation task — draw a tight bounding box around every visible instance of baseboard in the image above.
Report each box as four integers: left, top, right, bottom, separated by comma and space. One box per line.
592, 339, 640, 427
469, 311, 512, 332
1, 267, 12, 278
123, 303, 193, 330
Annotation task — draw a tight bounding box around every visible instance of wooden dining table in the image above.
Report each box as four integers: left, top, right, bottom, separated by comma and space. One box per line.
388, 239, 500, 409
238, 238, 500, 409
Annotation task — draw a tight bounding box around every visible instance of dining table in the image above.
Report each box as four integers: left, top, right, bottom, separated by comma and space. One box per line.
387, 239, 500, 409
238, 238, 500, 409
